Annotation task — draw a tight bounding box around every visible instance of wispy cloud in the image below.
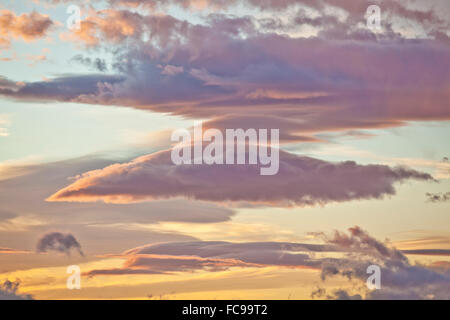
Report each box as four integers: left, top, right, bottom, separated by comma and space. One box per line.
426, 191, 450, 203
0, 247, 31, 254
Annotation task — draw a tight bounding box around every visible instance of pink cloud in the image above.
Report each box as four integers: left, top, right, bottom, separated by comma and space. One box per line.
47, 149, 434, 206
1, 10, 448, 142
0, 247, 31, 254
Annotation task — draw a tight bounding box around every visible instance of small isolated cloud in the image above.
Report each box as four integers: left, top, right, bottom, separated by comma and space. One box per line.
25, 48, 50, 66
0, 10, 53, 49
160, 65, 184, 76
0, 247, 31, 254
0, 280, 33, 300
71, 54, 108, 72
426, 191, 450, 203
36, 232, 84, 256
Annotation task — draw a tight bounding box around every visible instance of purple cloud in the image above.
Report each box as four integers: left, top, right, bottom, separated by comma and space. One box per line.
47, 149, 434, 206
36, 232, 84, 256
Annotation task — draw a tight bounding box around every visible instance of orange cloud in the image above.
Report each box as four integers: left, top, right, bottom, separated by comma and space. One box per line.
0, 247, 31, 254
62, 9, 144, 46
0, 10, 53, 49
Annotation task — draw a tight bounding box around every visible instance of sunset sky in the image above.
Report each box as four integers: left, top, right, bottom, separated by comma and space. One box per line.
0, 0, 449, 300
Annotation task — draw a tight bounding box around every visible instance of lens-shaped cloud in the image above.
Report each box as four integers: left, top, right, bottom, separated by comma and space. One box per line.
47, 149, 434, 206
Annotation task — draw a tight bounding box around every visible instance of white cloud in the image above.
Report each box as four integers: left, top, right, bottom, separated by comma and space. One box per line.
0, 114, 10, 137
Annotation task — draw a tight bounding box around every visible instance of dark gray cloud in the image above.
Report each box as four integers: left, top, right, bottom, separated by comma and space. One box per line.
314, 226, 408, 263
0, 247, 30, 254
86, 240, 329, 276
0, 74, 124, 102
402, 249, 450, 256
0, 76, 21, 91
0, 280, 33, 300
71, 55, 108, 72
36, 232, 84, 256
0, 10, 54, 49
426, 191, 450, 203
96, 0, 450, 30
0, 155, 236, 225
0, 155, 237, 266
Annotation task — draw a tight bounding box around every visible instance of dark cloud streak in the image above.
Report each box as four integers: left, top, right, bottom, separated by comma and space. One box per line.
36, 232, 84, 256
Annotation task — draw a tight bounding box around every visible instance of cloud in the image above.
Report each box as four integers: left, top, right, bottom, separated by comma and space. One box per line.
426, 191, 450, 203
0, 74, 125, 102
85, 226, 450, 300
0, 279, 33, 300
36, 232, 84, 256
0, 10, 53, 49
401, 249, 450, 256
0, 155, 236, 225
429, 261, 450, 271
0, 155, 240, 260
47, 148, 434, 206
0, 8, 448, 143
314, 226, 407, 262
311, 226, 450, 300
86, 240, 329, 276
98, 0, 449, 29
313, 289, 363, 300
71, 54, 108, 72
0, 114, 11, 137
61, 9, 145, 47
24, 48, 50, 67
0, 247, 31, 254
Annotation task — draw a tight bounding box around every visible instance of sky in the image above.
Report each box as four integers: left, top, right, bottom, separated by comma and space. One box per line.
0, 0, 449, 300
